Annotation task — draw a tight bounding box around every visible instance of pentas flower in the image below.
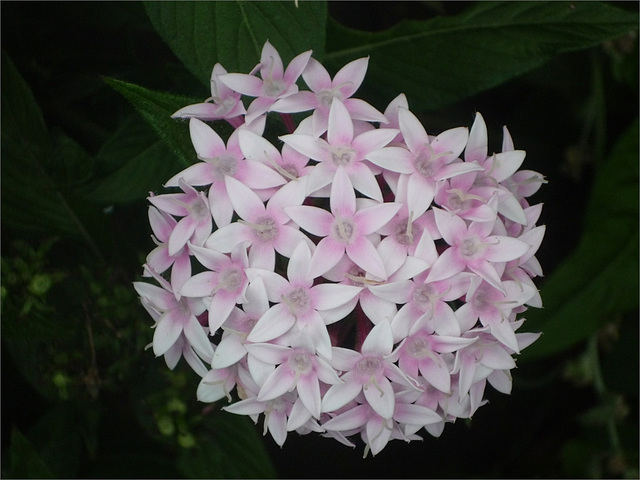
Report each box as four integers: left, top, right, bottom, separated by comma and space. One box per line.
220, 40, 312, 124
134, 40, 547, 456
426, 207, 530, 293
134, 265, 212, 364
281, 98, 398, 201
245, 241, 362, 359
286, 166, 401, 279
246, 329, 342, 419
367, 107, 481, 218
172, 63, 246, 125
321, 320, 420, 420
148, 178, 212, 257
272, 56, 387, 137
180, 242, 250, 334
144, 206, 192, 293
237, 128, 313, 199
167, 118, 285, 227
205, 176, 311, 271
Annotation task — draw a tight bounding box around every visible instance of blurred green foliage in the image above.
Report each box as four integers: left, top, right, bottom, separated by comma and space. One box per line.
1, 2, 637, 478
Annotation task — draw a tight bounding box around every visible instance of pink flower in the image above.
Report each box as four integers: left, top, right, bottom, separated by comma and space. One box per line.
455, 277, 538, 351
321, 320, 420, 420
224, 391, 305, 447
237, 128, 313, 197
180, 242, 250, 335
134, 265, 213, 363
322, 394, 441, 456
220, 40, 311, 124
390, 327, 476, 394
391, 273, 472, 340
246, 329, 342, 419
172, 63, 246, 122
272, 56, 387, 136
143, 206, 192, 293
286, 167, 401, 279
280, 98, 398, 201
205, 176, 311, 270
197, 364, 239, 403
245, 241, 362, 359
148, 178, 212, 256
367, 107, 480, 218
136, 41, 547, 455
426, 207, 530, 292
166, 118, 285, 227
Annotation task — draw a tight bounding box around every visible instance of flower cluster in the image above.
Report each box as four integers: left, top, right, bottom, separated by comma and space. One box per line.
134, 41, 546, 456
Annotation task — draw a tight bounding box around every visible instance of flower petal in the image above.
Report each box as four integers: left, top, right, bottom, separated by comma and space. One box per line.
247, 303, 296, 343
311, 283, 362, 311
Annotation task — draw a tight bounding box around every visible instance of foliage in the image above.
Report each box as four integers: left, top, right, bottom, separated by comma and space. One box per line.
1, 1, 637, 478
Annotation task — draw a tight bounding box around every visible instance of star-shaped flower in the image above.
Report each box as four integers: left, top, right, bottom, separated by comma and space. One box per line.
285, 167, 401, 279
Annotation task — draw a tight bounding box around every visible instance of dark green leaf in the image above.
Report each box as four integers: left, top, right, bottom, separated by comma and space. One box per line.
85, 453, 181, 479
4, 428, 56, 479
1, 52, 106, 258
83, 116, 185, 204
144, 1, 327, 83
176, 411, 277, 479
25, 402, 86, 478
103, 77, 198, 168
324, 1, 638, 110
519, 119, 639, 361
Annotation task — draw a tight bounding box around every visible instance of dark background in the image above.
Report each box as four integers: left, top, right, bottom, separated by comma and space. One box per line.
2, 2, 638, 478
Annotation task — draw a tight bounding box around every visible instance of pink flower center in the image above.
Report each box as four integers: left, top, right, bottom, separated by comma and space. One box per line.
282, 286, 310, 314
393, 214, 415, 246
289, 351, 313, 375
218, 267, 244, 292
330, 147, 355, 168
414, 150, 435, 177
412, 284, 437, 314
406, 336, 433, 360
264, 78, 286, 98
280, 163, 299, 179
446, 188, 485, 212
356, 356, 382, 376
190, 195, 210, 220
175, 298, 193, 324
460, 237, 481, 258
212, 155, 238, 180
356, 356, 387, 395
331, 217, 355, 244
243, 216, 279, 243
317, 89, 339, 109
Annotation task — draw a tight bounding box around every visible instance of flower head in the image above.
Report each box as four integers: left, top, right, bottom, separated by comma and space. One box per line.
136, 40, 547, 456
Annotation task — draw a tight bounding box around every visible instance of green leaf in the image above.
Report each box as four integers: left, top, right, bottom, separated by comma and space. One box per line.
144, 1, 327, 83
1, 52, 106, 257
324, 1, 638, 110
519, 119, 639, 361
24, 402, 86, 478
83, 116, 186, 204
4, 428, 56, 479
103, 77, 198, 168
176, 411, 277, 479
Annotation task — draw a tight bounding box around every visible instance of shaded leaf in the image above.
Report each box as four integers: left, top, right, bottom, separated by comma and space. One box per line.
84, 453, 181, 479
103, 77, 198, 167
144, 1, 327, 82
25, 402, 86, 478
176, 411, 277, 479
1, 52, 106, 258
520, 119, 639, 361
83, 116, 185, 204
324, 1, 638, 110
4, 428, 56, 479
